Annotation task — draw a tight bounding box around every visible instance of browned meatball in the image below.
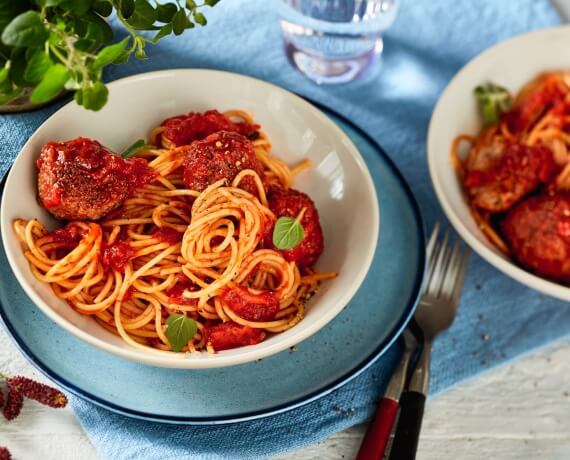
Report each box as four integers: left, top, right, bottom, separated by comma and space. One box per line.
501, 192, 570, 284
463, 140, 558, 213
182, 131, 264, 194
37, 137, 154, 220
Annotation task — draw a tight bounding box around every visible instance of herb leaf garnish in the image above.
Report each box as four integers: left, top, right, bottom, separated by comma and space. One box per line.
273, 209, 306, 250
474, 82, 512, 124
121, 139, 153, 158
165, 314, 198, 352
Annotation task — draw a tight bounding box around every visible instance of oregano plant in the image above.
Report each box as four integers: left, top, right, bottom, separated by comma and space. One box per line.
0, 0, 221, 110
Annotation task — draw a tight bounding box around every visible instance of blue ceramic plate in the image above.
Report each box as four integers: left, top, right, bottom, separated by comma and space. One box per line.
0, 108, 425, 424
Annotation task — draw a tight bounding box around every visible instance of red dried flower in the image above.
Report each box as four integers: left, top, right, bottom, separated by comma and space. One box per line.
2, 388, 23, 421
0, 447, 11, 460
5, 376, 67, 409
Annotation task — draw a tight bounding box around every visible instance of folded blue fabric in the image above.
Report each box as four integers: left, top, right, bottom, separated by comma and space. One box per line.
0, 0, 565, 458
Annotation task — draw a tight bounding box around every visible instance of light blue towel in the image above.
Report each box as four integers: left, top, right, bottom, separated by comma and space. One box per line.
0, 1, 565, 459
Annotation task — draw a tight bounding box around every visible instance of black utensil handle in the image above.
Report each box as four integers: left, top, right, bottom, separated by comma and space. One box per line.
388, 390, 426, 460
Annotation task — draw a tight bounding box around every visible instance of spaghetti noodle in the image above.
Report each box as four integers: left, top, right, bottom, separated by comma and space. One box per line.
14, 110, 336, 355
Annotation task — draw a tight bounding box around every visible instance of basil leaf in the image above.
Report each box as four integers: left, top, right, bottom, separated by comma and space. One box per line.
93, 37, 129, 68
0, 87, 23, 105
80, 80, 108, 111
0, 1, 29, 33
30, 63, 69, 103
45, 0, 65, 5
59, 0, 92, 15
1, 11, 49, 48
172, 9, 190, 35
156, 3, 177, 23
119, 0, 135, 19
24, 50, 53, 84
204, 0, 220, 6
121, 138, 153, 158
9, 50, 33, 87
186, 0, 197, 8
166, 314, 198, 352
93, 0, 113, 17
127, 0, 157, 29
474, 82, 511, 124
273, 216, 305, 250
153, 23, 172, 43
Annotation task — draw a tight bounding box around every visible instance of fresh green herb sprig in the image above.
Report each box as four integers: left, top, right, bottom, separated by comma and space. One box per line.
0, 0, 220, 110
272, 208, 306, 250
165, 313, 198, 352
474, 82, 512, 124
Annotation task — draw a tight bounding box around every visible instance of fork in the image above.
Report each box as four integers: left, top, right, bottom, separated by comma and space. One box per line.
388, 223, 470, 460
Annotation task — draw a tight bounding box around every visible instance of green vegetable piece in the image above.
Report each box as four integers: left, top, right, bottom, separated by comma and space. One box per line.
194, 12, 207, 26
204, 0, 220, 6
127, 0, 157, 29
273, 214, 305, 250
474, 82, 512, 125
153, 23, 172, 43
30, 64, 69, 103
165, 314, 198, 352
1, 11, 49, 48
156, 3, 177, 23
121, 139, 153, 158
24, 51, 53, 84
93, 37, 129, 68
80, 81, 108, 111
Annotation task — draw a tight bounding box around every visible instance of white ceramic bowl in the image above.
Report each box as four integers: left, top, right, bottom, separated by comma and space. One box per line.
428, 26, 570, 302
1, 69, 379, 368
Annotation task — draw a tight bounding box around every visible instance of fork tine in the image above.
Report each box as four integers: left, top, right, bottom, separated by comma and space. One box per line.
426, 227, 451, 295
450, 247, 471, 306
426, 222, 441, 259
438, 238, 462, 299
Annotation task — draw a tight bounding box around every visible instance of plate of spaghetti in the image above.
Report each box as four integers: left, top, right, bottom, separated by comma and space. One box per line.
428, 26, 570, 301
1, 69, 379, 368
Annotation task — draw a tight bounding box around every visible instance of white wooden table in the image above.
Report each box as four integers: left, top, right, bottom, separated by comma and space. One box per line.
3, 1, 570, 458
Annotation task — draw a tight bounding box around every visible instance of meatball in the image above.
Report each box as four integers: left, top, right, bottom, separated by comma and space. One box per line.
502, 192, 570, 284
160, 109, 259, 147
463, 141, 557, 212
265, 187, 324, 268
37, 137, 155, 220
182, 131, 264, 194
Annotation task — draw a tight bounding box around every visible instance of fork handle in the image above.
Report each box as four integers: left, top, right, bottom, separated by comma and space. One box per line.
388, 340, 432, 460
356, 397, 399, 460
387, 390, 426, 460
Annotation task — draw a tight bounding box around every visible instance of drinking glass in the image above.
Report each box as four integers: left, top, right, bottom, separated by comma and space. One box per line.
278, 0, 399, 84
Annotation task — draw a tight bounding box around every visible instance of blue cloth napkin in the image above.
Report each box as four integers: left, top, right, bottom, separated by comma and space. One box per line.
1, 0, 566, 459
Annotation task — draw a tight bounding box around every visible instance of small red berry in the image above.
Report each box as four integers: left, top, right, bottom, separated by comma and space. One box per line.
0, 446, 11, 460
5, 376, 67, 409
2, 388, 23, 421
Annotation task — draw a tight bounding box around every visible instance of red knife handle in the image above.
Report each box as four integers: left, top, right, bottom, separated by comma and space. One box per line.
356, 397, 399, 460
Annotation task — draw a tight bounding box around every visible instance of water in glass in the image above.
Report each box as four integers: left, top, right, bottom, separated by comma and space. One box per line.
279, 0, 399, 84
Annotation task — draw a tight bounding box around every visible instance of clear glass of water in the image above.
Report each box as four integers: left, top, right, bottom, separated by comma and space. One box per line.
279, 0, 399, 84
